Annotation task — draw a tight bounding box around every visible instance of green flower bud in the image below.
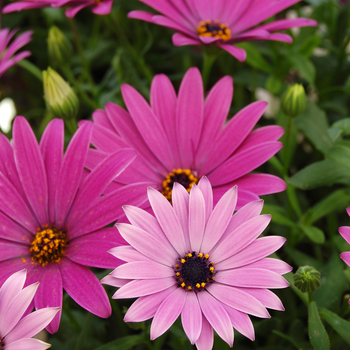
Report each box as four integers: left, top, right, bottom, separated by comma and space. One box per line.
281, 83, 307, 118
47, 26, 72, 67
294, 266, 321, 293
43, 67, 79, 121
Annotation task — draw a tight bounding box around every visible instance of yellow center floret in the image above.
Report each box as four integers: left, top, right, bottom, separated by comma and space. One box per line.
162, 169, 199, 201
197, 19, 231, 41
30, 226, 67, 267
174, 252, 216, 292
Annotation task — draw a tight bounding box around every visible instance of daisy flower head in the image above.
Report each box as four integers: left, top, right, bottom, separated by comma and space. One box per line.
0, 116, 150, 333
103, 179, 291, 349
339, 207, 350, 299
0, 28, 32, 79
86, 67, 286, 210
0, 270, 59, 350
2, 0, 113, 18
128, 0, 318, 61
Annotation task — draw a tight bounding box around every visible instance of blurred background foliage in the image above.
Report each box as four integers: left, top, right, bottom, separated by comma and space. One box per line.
2, 0, 350, 349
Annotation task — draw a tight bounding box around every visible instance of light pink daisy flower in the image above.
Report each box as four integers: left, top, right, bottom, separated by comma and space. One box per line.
339, 207, 350, 294
0, 116, 150, 333
0, 28, 32, 79
128, 0, 318, 61
103, 179, 291, 349
85, 67, 286, 210
2, 0, 113, 17
0, 270, 59, 350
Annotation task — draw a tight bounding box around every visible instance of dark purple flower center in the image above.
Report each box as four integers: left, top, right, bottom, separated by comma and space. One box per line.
30, 226, 67, 267
197, 20, 231, 41
162, 169, 198, 201
174, 252, 215, 292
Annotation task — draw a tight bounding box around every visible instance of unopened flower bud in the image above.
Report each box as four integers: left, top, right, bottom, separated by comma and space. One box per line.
281, 83, 307, 117
294, 265, 321, 293
43, 67, 79, 120
47, 26, 72, 67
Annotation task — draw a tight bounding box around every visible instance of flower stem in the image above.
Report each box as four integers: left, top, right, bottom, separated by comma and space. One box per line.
201, 50, 217, 89
16, 59, 43, 81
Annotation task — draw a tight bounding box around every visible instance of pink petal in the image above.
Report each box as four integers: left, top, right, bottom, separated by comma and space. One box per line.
124, 285, 177, 322
201, 186, 238, 253
172, 33, 201, 46
196, 76, 233, 166
148, 187, 186, 255
13, 117, 48, 226
0, 211, 33, 244
208, 283, 270, 318
215, 268, 289, 289
210, 215, 271, 263
195, 316, 213, 350
65, 227, 125, 269
66, 149, 137, 226
0, 239, 29, 261
189, 185, 206, 252
215, 236, 286, 270
219, 44, 247, 61
197, 291, 233, 347
121, 84, 174, 171
181, 292, 202, 344
128, 10, 155, 22
176, 67, 204, 168
116, 223, 177, 266
5, 307, 59, 343
113, 261, 174, 279
69, 182, 150, 239
340, 252, 350, 267
223, 305, 255, 340
55, 122, 93, 229
241, 288, 284, 311
113, 278, 176, 299
150, 74, 181, 166
59, 258, 111, 318
150, 288, 186, 340
5, 338, 51, 350
172, 183, 191, 250
248, 258, 292, 275
339, 226, 350, 245
197, 177, 213, 224
40, 119, 64, 225
109, 246, 153, 263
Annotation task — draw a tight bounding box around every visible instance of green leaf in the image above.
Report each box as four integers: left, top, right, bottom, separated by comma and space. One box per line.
301, 189, 350, 225
288, 160, 350, 190
326, 145, 350, 170
288, 54, 316, 85
262, 204, 298, 228
319, 308, 350, 346
95, 335, 146, 350
273, 330, 313, 350
294, 102, 333, 154
308, 301, 330, 350
332, 118, 350, 135
236, 42, 274, 73
300, 225, 325, 244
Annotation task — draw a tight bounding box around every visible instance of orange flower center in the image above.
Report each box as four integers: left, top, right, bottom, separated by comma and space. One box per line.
162, 169, 198, 202
30, 226, 67, 267
197, 20, 231, 41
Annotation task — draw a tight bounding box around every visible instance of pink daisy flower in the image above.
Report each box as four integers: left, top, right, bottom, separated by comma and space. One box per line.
0, 28, 32, 78
0, 270, 59, 350
128, 0, 318, 61
339, 207, 350, 294
85, 67, 286, 210
2, 0, 113, 17
103, 179, 291, 349
0, 116, 150, 333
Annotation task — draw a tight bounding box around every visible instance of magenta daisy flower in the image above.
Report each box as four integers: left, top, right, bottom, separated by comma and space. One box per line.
0, 270, 59, 350
2, 0, 113, 18
0, 116, 150, 333
103, 179, 291, 349
128, 0, 317, 61
85, 67, 286, 210
0, 28, 32, 79
339, 207, 350, 295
